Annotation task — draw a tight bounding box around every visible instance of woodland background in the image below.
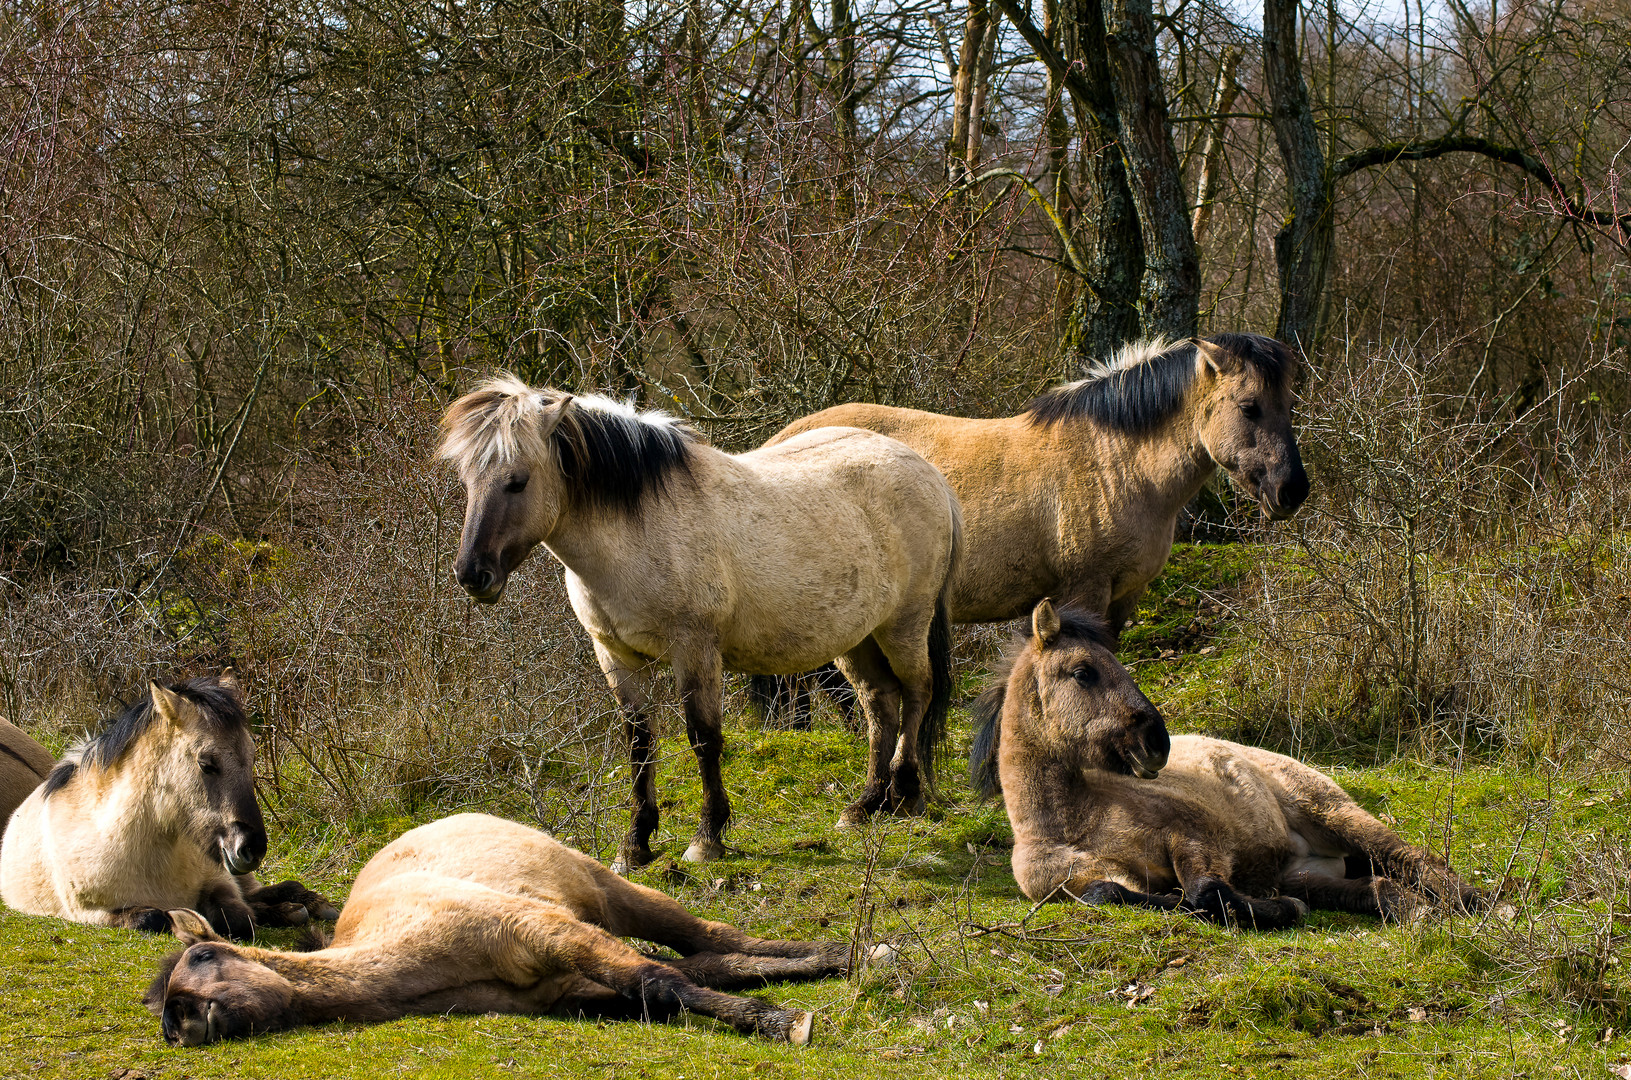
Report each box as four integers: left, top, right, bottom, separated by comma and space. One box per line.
0, 0, 1627, 822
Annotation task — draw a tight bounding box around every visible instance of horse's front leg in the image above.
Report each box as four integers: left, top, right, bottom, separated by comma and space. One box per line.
596, 642, 662, 876
672, 643, 729, 863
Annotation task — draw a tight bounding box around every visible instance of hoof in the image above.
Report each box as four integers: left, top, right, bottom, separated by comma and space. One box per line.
867, 943, 898, 966
1286, 897, 1310, 918
611, 849, 655, 876
836, 806, 870, 829
887, 794, 927, 818
787, 1011, 814, 1046
682, 838, 725, 863
310, 902, 341, 921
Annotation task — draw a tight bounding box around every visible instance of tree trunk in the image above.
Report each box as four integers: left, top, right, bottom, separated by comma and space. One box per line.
1263, 0, 1332, 350
1100, 0, 1199, 339
949, 0, 990, 183
1191, 46, 1241, 245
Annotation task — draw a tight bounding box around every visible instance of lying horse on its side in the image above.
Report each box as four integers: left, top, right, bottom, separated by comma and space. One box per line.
972, 601, 1483, 927
148, 814, 885, 1045
1, 674, 335, 937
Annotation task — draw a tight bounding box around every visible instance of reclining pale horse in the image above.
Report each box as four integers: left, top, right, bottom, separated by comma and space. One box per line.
439, 378, 962, 873
971, 601, 1483, 927
756, 333, 1310, 719
147, 814, 887, 1046
1, 674, 337, 937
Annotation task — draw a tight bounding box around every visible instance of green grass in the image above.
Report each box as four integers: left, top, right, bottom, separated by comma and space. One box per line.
6, 722, 1631, 1079
6, 544, 1630, 1078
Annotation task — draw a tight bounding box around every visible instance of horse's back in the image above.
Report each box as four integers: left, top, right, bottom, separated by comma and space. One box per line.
770, 408, 1093, 624
0, 719, 52, 834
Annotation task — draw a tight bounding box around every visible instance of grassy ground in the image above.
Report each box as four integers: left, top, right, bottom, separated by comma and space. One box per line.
4, 547, 1630, 1079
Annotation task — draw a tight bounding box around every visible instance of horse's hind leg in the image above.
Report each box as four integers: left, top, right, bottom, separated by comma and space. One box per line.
596, 642, 662, 876
1281, 871, 1417, 919
671, 642, 730, 863
833, 639, 903, 826
591, 861, 853, 968
1283, 775, 1485, 911
524, 912, 815, 1043
869, 618, 936, 816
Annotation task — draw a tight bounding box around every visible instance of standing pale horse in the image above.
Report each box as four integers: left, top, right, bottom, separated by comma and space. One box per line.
1, 674, 337, 937
440, 378, 962, 873
148, 814, 885, 1046
972, 601, 1483, 925
0, 719, 53, 842
754, 333, 1310, 721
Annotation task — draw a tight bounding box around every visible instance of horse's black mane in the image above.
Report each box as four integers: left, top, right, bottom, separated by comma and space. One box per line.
42, 675, 248, 798
1025, 332, 1297, 433
553, 402, 696, 517
969, 606, 1117, 797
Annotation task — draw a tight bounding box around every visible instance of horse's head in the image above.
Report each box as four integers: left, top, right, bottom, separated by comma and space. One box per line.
146, 910, 296, 1045
440, 376, 696, 602
1192, 334, 1309, 520
75, 673, 265, 876
1017, 600, 1169, 779
440, 379, 578, 603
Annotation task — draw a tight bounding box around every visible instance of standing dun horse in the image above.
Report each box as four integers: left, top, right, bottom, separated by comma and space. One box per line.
440, 378, 962, 873
773, 333, 1307, 628
148, 814, 882, 1046
1, 674, 336, 937
0, 719, 53, 839
971, 601, 1482, 926
756, 333, 1309, 720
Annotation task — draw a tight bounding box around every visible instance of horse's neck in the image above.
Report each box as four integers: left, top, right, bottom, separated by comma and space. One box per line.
66, 762, 178, 853
262, 948, 407, 1022
1072, 410, 1217, 523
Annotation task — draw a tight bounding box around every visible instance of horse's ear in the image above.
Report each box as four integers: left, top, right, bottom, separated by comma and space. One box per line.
217, 668, 244, 701
1032, 599, 1061, 647
1192, 337, 1237, 377
536, 393, 574, 439
168, 909, 224, 945
149, 683, 187, 727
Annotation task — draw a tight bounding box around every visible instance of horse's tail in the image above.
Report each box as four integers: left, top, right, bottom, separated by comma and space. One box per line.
917, 500, 963, 793
968, 680, 1006, 799
746, 674, 783, 722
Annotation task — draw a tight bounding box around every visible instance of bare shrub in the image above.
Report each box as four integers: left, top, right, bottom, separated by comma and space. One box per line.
1222, 341, 1631, 761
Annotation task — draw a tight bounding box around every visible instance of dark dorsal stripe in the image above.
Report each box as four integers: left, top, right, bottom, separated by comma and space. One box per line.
553, 405, 696, 516
1025, 332, 1296, 433
42, 676, 249, 800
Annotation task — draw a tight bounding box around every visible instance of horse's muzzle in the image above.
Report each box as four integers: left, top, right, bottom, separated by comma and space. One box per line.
454, 562, 507, 603
220, 825, 265, 876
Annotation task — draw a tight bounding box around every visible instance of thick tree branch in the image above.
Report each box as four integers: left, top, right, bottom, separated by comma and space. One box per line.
1335, 135, 1631, 230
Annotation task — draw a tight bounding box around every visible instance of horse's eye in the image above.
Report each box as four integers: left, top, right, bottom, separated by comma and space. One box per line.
504, 475, 529, 494
191, 948, 215, 964
199, 757, 219, 776
1072, 665, 1099, 688
1239, 400, 1262, 420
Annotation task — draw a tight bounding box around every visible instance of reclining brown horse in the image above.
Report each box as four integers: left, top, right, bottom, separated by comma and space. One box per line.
148, 814, 883, 1046
0, 719, 53, 841
970, 601, 1482, 927
757, 333, 1309, 718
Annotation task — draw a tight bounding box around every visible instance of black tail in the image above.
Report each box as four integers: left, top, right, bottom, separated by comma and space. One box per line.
917, 594, 955, 793
968, 679, 1006, 799
746, 674, 783, 722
